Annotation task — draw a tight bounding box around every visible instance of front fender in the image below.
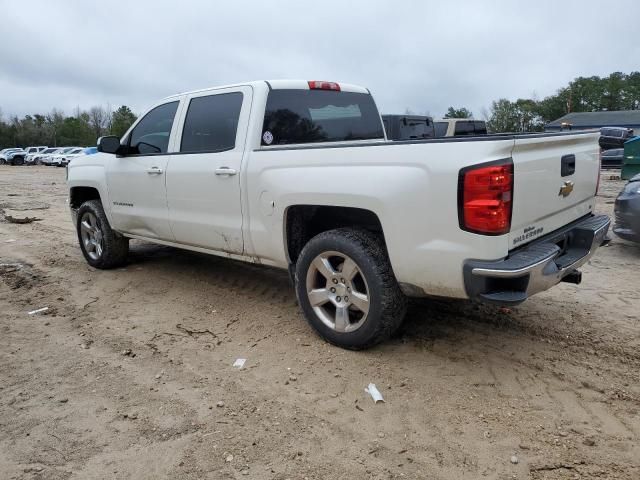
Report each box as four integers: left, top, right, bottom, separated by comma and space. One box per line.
67, 161, 113, 226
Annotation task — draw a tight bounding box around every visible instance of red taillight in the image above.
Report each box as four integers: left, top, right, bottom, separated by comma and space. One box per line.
308, 80, 341, 91
459, 161, 513, 235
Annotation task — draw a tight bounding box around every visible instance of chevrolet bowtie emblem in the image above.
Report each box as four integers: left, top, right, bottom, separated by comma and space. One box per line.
559, 180, 574, 197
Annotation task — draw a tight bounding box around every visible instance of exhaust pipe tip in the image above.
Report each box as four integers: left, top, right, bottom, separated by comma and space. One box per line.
561, 270, 582, 285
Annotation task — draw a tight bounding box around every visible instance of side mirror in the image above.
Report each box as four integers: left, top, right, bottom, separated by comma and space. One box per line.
97, 136, 123, 154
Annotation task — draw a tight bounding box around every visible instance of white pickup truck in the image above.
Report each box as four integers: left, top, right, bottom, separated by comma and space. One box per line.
67, 79, 610, 349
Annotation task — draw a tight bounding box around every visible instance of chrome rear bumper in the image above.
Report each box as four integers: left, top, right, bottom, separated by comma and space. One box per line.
463, 214, 610, 305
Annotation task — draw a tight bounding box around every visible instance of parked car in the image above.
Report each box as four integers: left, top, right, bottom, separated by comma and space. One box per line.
601, 148, 625, 169
24, 146, 48, 165
68, 79, 609, 349
613, 173, 640, 242
382, 115, 435, 140
44, 147, 79, 165
434, 118, 488, 137
0, 148, 21, 165
33, 147, 63, 165
52, 147, 85, 167
4, 148, 28, 165
599, 127, 634, 151
61, 147, 89, 166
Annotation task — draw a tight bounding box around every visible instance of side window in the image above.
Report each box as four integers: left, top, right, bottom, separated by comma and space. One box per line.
454, 121, 475, 136
474, 121, 487, 135
180, 92, 243, 153
434, 122, 448, 137
128, 101, 179, 155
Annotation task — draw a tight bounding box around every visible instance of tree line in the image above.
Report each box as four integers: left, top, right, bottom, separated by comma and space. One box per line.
443, 71, 640, 132
3, 71, 640, 146
0, 105, 137, 149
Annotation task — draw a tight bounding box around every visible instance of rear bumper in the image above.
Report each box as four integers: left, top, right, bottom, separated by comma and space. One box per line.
463, 214, 610, 305
614, 197, 640, 242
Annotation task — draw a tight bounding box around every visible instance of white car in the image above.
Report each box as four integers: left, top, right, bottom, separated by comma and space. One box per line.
45, 147, 78, 166
24, 146, 48, 164
0, 148, 22, 164
35, 147, 64, 165
51, 147, 85, 167
3, 148, 28, 165
67, 79, 609, 349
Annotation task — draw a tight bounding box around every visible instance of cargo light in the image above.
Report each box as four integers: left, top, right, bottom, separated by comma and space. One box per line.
308, 81, 341, 91
458, 160, 513, 235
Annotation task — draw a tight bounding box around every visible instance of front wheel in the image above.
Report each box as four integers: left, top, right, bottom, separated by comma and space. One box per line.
295, 228, 407, 350
76, 200, 129, 269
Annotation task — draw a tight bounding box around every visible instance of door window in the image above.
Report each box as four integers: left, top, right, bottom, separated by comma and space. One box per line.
180, 92, 243, 153
128, 101, 179, 154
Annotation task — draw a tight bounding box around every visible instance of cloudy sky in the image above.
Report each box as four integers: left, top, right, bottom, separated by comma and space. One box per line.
2, 0, 639, 119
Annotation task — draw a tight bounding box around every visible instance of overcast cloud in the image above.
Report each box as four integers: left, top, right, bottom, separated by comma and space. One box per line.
1, 0, 639, 119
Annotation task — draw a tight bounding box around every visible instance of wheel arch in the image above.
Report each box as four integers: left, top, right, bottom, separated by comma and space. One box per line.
69, 186, 102, 210
284, 205, 386, 265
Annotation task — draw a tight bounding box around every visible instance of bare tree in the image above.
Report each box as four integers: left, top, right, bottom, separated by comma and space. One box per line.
105, 103, 113, 133
88, 106, 108, 140
46, 109, 65, 146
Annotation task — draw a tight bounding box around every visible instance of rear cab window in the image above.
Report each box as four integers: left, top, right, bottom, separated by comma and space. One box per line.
453, 120, 487, 136
261, 89, 384, 145
399, 117, 434, 139
434, 122, 448, 137
473, 121, 488, 135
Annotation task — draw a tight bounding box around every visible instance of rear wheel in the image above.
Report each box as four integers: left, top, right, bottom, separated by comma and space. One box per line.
76, 200, 129, 269
295, 228, 407, 350
12, 156, 24, 166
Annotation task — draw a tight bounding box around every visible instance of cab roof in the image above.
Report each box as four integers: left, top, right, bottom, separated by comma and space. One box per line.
163, 80, 370, 101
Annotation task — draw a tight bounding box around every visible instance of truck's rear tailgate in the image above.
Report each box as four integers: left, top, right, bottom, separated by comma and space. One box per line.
509, 131, 600, 250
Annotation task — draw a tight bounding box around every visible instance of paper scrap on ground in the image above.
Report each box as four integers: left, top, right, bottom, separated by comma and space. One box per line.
365, 383, 385, 403
28, 307, 49, 315
233, 358, 246, 369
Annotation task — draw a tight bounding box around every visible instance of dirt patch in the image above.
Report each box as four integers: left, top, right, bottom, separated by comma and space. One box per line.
0, 260, 43, 290
0, 166, 639, 479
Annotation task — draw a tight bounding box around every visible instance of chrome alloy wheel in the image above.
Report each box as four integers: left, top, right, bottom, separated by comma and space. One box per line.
305, 251, 370, 333
80, 211, 104, 261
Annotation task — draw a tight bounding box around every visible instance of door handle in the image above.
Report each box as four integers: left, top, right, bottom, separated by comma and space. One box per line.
215, 167, 238, 176
146, 167, 163, 175
561, 154, 575, 177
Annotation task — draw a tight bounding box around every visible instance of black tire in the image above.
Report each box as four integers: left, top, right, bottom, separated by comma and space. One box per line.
76, 200, 129, 269
295, 228, 407, 350
12, 156, 24, 166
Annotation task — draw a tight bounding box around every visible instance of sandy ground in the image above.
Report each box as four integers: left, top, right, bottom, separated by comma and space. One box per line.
0, 165, 639, 480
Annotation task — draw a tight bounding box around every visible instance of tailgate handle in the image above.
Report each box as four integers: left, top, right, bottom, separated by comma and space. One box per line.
561, 154, 576, 177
